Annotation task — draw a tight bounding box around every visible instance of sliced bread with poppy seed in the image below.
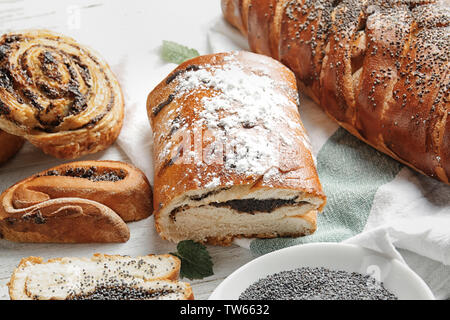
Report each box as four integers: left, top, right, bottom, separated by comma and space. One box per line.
8, 254, 194, 300
222, 0, 450, 184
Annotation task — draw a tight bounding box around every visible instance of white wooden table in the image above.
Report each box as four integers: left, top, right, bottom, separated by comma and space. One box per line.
0, 0, 255, 300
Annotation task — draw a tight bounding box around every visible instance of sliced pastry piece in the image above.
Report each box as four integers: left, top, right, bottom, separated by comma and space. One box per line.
8, 254, 194, 300
0, 160, 153, 243
0, 29, 124, 159
147, 51, 326, 245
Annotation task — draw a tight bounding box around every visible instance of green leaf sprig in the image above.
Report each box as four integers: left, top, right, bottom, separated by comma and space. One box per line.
171, 240, 214, 280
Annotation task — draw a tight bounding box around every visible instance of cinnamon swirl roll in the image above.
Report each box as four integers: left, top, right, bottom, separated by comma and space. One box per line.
0, 30, 124, 159
0, 129, 24, 164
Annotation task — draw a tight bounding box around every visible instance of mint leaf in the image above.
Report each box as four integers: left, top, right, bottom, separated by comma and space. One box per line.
161, 40, 200, 65
171, 240, 214, 280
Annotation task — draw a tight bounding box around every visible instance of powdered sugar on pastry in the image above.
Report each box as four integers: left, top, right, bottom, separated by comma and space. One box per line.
169, 52, 304, 177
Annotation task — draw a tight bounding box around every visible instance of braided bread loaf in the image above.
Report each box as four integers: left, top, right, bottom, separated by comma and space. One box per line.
222, 0, 450, 183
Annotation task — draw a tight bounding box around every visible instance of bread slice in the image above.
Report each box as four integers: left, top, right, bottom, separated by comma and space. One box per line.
8, 254, 194, 300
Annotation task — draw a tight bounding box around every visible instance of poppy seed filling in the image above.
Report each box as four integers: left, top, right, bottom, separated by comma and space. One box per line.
42, 166, 126, 182
169, 197, 307, 221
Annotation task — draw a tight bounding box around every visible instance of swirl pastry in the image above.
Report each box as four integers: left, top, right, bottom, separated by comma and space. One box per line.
222, 0, 450, 184
0, 161, 153, 243
0, 129, 24, 164
0, 30, 124, 159
9, 254, 194, 300
147, 51, 326, 245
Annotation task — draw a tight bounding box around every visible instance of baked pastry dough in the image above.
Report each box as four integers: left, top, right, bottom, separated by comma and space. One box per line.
147, 51, 326, 245
0, 30, 124, 159
0, 160, 152, 243
0, 129, 24, 164
8, 254, 194, 300
222, 0, 450, 184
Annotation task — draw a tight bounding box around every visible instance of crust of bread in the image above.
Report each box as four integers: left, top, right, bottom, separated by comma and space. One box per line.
222, 0, 248, 35
0, 130, 24, 165
0, 160, 153, 243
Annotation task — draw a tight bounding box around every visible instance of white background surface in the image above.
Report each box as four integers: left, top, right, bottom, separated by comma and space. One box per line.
0, 0, 255, 300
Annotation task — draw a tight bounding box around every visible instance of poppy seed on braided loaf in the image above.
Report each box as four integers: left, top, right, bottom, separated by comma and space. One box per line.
0, 30, 124, 159
222, 0, 450, 183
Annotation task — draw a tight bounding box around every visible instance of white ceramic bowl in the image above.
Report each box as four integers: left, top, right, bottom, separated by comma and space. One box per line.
209, 243, 434, 300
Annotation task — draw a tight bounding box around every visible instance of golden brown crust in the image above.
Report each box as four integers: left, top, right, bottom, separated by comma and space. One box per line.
0, 29, 124, 159
0, 160, 153, 243
242, 0, 289, 60
90, 253, 182, 281
280, 0, 334, 104
0, 130, 24, 165
247, 0, 277, 56
222, 0, 450, 184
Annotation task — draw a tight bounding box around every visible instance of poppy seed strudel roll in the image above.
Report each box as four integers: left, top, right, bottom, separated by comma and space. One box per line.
0, 129, 24, 165
147, 51, 326, 245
